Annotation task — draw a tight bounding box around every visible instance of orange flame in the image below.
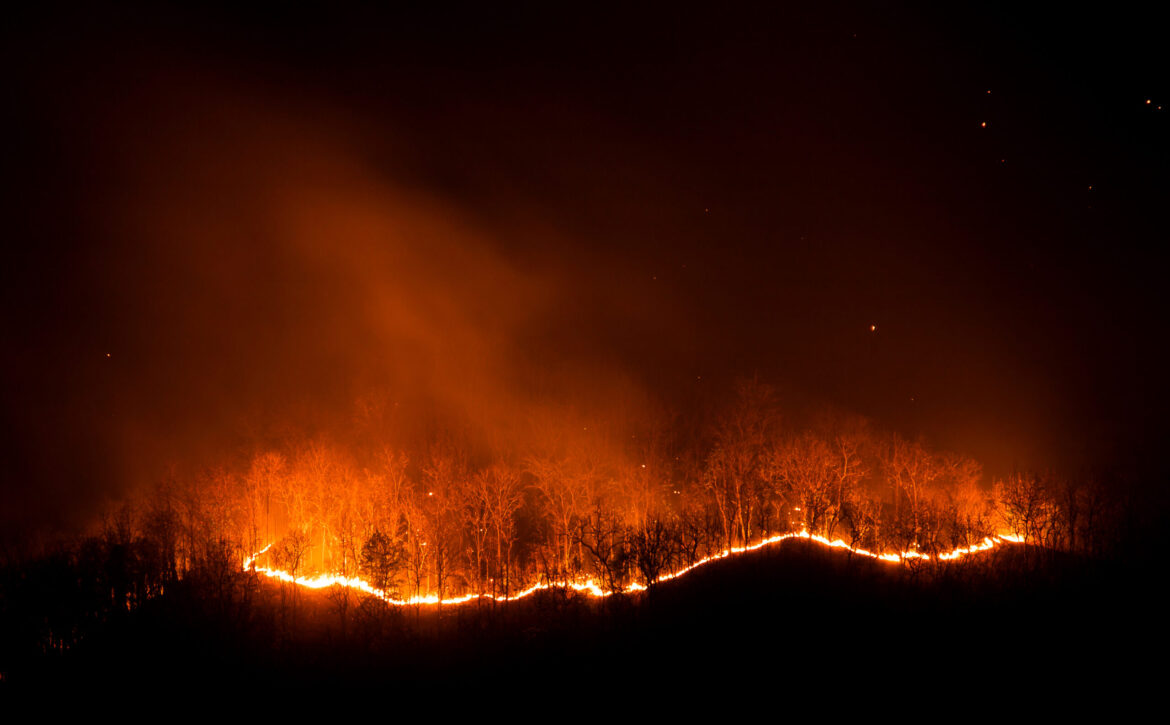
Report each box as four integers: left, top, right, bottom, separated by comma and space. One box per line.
244, 532, 1025, 607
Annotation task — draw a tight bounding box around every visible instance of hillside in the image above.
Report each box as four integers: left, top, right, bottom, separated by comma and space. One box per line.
6, 537, 1155, 702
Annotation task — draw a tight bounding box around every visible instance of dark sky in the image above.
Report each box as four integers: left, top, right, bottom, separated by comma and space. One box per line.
3, 4, 1167, 533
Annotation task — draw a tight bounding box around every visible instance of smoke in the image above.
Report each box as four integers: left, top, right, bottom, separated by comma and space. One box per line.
8, 7, 1157, 538
1, 62, 682, 534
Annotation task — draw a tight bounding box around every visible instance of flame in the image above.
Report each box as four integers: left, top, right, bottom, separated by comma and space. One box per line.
243, 531, 1024, 607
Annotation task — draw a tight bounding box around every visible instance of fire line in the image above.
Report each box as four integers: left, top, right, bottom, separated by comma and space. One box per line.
243, 531, 1025, 607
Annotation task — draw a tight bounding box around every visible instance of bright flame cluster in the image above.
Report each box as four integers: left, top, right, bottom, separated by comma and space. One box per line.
243, 531, 1025, 608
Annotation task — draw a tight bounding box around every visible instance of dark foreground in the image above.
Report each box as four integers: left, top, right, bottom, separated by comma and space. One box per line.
2, 539, 1162, 707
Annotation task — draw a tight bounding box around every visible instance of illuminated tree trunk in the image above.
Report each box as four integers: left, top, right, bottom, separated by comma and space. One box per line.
495, 529, 503, 600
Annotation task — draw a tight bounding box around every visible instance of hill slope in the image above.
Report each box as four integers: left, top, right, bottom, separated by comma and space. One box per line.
5, 538, 1156, 703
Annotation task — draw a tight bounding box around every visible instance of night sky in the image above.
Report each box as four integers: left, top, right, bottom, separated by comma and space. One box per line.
2, 4, 1167, 535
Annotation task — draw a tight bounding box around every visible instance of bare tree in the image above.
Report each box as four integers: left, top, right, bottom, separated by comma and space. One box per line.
421, 450, 466, 612
995, 472, 1059, 565
574, 502, 628, 593
882, 436, 943, 551
828, 428, 869, 540
843, 484, 883, 553
703, 378, 777, 547
476, 463, 524, 598
677, 496, 718, 564
769, 431, 837, 536
631, 518, 674, 588
528, 455, 590, 578
272, 527, 311, 620
939, 455, 991, 548
461, 473, 492, 597
401, 497, 429, 604
245, 451, 285, 554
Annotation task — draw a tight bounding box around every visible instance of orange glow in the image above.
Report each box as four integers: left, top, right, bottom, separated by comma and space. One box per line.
243, 531, 1025, 607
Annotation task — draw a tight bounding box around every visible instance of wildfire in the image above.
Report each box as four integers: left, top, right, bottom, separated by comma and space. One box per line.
243, 532, 1025, 607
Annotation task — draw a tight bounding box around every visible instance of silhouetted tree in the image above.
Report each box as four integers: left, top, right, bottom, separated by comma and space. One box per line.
631, 519, 673, 588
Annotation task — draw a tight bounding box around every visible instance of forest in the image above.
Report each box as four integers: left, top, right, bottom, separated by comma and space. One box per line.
2, 378, 1148, 694
4, 3, 1167, 708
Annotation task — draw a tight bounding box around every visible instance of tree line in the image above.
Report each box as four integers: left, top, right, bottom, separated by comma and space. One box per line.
1, 379, 1132, 667
71, 383, 1131, 599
